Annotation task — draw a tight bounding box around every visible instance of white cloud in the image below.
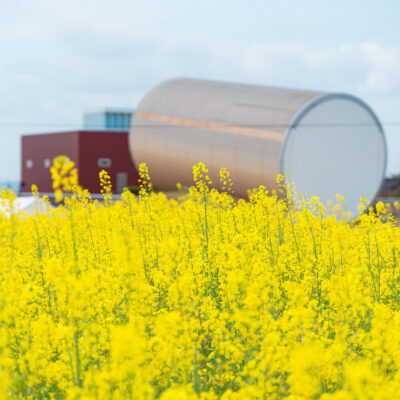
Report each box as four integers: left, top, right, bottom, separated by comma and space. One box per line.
240, 42, 400, 95
1, 1, 400, 179
361, 43, 400, 93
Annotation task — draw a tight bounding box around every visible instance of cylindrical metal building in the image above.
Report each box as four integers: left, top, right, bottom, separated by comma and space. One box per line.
129, 78, 386, 215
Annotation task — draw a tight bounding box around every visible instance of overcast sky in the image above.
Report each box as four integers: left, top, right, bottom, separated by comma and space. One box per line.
1, 0, 400, 181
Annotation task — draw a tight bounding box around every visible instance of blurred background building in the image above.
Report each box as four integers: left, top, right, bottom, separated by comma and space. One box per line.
83, 109, 134, 131
20, 109, 138, 195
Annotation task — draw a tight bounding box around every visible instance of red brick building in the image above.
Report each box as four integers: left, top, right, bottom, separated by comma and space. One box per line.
21, 130, 139, 194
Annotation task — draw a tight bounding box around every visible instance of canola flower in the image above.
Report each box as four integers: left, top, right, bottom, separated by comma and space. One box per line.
0, 160, 399, 399
50, 156, 80, 203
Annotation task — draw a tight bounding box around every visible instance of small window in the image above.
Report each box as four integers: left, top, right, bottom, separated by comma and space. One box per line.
26, 160, 33, 168
44, 159, 51, 168
98, 158, 111, 168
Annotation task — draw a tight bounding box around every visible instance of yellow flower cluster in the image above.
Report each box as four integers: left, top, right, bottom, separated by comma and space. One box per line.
50, 156, 79, 202
219, 167, 233, 195
99, 169, 112, 204
138, 162, 153, 197
1, 163, 400, 399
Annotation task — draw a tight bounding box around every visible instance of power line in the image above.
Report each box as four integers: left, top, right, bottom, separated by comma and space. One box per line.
2, 122, 400, 128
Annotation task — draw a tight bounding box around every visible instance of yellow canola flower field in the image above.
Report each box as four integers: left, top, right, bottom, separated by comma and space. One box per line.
1, 161, 400, 399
